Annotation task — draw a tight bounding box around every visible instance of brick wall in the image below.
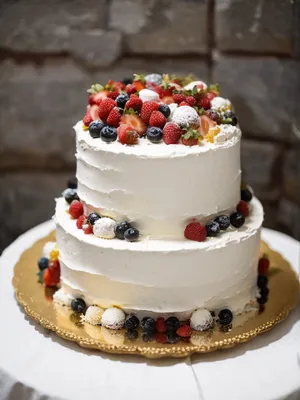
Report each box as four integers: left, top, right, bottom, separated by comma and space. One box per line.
0, 0, 299, 253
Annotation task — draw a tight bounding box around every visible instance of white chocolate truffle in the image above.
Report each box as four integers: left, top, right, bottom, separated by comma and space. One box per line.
210, 96, 231, 111
184, 80, 207, 90
190, 308, 214, 331
172, 106, 200, 128
101, 307, 125, 330
53, 288, 73, 307
93, 218, 116, 239
43, 241, 57, 258
215, 125, 240, 144
139, 88, 159, 103
82, 306, 104, 325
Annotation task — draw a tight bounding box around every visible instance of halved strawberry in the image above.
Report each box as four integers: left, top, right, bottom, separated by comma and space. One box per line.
89, 104, 100, 121
161, 96, 174, 105
120, 114, 146, 136
117, 124, 139, 145
199, 115, 217, 136
94, 91, 108, 105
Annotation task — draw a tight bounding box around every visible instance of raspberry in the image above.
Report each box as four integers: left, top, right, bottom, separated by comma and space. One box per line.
83, 224, 93, 234
106, 107, 121, 127
198, 95, 211, 109
184, 222, 207, 242
185, 96, 197, 106
205, 109, 220, 122
237, 200, 250, 217
149, 111, 166, 128
107, 91, 119, 100
76, 215, 86, 229
69, 200, 84, 219
83, 114, 93, 127
98, 98, 116, 121
155, 317, 167, 333
162, 122, 183, 145
125, 94, 143, 112
140, 101, 159, 124
155, 333, 167, 344
176, 325, 192, 338
258, 255, 270, 275
172, 93, 186, 104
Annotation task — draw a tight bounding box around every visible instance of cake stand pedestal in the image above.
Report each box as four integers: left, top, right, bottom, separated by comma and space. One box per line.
0, 221, 299, 400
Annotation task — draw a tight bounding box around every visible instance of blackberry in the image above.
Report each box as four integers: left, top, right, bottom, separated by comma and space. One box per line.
141, 317, 156, 332
257, 275, 268, 289
214, 215, 230, 231
125, 329, 139, 341
205, 221, 220, 237
142, 331, 155, 342
241, 188, 253, 202
218, 309, 233, 326
165, 316, 180, 332
166, 331, 180, 344
115, 221, 132, 240
223, 111, 238, 126
230, 212, 245, 228
260, 286, 269, 297
122, 77, 133, 85
71, 298, 86, 313
257, 295, 268, 305
124, 315, 139, 330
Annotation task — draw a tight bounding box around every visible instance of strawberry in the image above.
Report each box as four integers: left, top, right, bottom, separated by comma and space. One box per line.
76, 215, 86, 229
107, 91, 119, 100
198, 94, 211, 109
98, 98, 116, 121
140, 101, 159, 123
43, 267, 60, 287
83, 224, 93, 234
199, 115, 217, 136
83, 114, 93, 127
206, 92, 216, 102
184, 222, 207, 242
113, 81, 126, 91
133, 74, 146, 91
155, 317, 167, 333
155, 333, 167, 344
149, 111, 166, 128
69, 200, 84, 219
94, 91, 108, 105
163, 122, 183, 145
120, 113, 147, 136
88, 94, 95, 105
176, 325, 192, 338
106, 107, 121, 127
117, 124, 139, 145
185, 96, 197, 106
161, 95, 174, 105
155, 85, 174, 98
237, 200, 249, 217
179, 101, 190, 107
89, 104, 100, 121
181, 129, 199, 146
172, 92, 186, 104
126, 84, 137, 95
48, 260, 60, 270
258, 255, 270, 275
125, 94, 143, 112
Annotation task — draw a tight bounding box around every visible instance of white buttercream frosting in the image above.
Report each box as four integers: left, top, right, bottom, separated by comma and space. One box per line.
210, 96, 231, 111
93, 217, 116, 239
171, 106, 200, 128
101, 307, 125, 329
138, 88, 159, 102
215, 124, 240, 144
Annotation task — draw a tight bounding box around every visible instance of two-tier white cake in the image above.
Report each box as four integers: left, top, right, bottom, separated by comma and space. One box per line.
50, 74, 264, 331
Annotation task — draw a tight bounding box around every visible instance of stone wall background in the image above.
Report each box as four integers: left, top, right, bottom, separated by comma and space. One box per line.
0, 0, 299, 253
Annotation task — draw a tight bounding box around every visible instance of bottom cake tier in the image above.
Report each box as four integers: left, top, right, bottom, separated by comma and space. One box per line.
54, 197, 264, 320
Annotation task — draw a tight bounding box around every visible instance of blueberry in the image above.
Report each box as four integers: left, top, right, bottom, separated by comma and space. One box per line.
165, 316, 180, 332
260, 286, 269, 296
116, 93, 130, 109
241, 188, 253, 202
115, 221, 132, 240
230, 212, 245, 228
166, 331, 180, 344
257, 275, 268, 289
214, 215, 230, 231
38, 257, 49, 271
206, 109, 220, 122
141, 317, 156, 332
158, 104, 171, 118
100, 126, 117, 143
71, 298, 86, 313
89, 120, 106, 138
205, 221, 220, 237
122, 77, 133, 85
126, 329, 139, 341
63, 188, 80, 205
124, 227, 139, 242
218, 309, 233, 326
223, 111, 238, 126
146, 127, 163, 143
142, 331, 155, 342
124, 315, 139, 330
67, 177, 78, 189
257, 294, 268, 305
87, 212, 101, 225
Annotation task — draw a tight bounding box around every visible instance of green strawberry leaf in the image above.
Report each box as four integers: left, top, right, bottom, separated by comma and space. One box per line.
182, 129, 199, 140
133, 73, 145, 83
87, 83, 104, 94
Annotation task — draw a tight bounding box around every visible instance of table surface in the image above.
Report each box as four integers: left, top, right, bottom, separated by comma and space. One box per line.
0, 221, 299, 400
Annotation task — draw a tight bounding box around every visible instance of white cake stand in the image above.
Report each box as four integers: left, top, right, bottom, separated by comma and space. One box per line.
0, 221, 299, 400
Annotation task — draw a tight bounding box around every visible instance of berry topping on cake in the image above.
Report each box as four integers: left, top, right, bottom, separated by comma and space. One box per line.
155, 333, 167, 344
166, 331, 180, 344
165, 316, 180, 332
87, 212, 101, 225
141, 317, 156, 332
142, 331, 155, 342
237, 200, 250, 217
43, 267, 60, 287
93, 217, 116, 239
116, 93, 130, 109
172, 106, 200, 129
124, 315, 140, 330
83, 113, 93, 127
198, 94, 211, 110
184, 222, 207, 242
107, 91, 119, 100
63, 188, 79, 204
83, 224, 93, 234
125, 94, 143, 112
100, 126, 118, 142
185, 96, 197, 107
149, 111, 167, 128
257, 275, 268, 289
38, 257, 49, 271
89, 120, 106, 138
82, 306, 104, 325
205, 221, 220, 237
158, 104, 171, 118
214, 215, 230, 231
205, 109, 220, 123
89, 104, 101, 121
218, 309, 233, 326
115, 221, 132, 240
125, 83, 137, 95
76, 214, 86, 229
139, 88, 159, 103
102, 307, 125, 330
190, 308, 214, 331
93, 91, 109, 105
162, 122, 183, 144
176, 324, 192, 338
69, 200, 84, 219
179, 101, 190, 107
146, 127, 163, 143
71, 298, 87, 313
172, 92, 186, 104
124, 227, 139, 242
120, 113, 146, 136
258, 255, 270, 275
155, 317, 167, 333
67, 177, 77, 189
140, 101, 160, 124
241, 187, 253, 202
117, 124, 139, 145
230, 212, 245, 228
98, 98, 116, 121
181, 129, 200, 146
106, 107, 121, 127
125, 329, 139, 341
222, 111, 238, 126
199, 115, 217, 136
133, 73, 146, 91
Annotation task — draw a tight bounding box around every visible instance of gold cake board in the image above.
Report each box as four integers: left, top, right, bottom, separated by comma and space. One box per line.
13, 231, 300, 359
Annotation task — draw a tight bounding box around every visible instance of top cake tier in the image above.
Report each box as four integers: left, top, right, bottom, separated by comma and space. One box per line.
77, 74, 242, 238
